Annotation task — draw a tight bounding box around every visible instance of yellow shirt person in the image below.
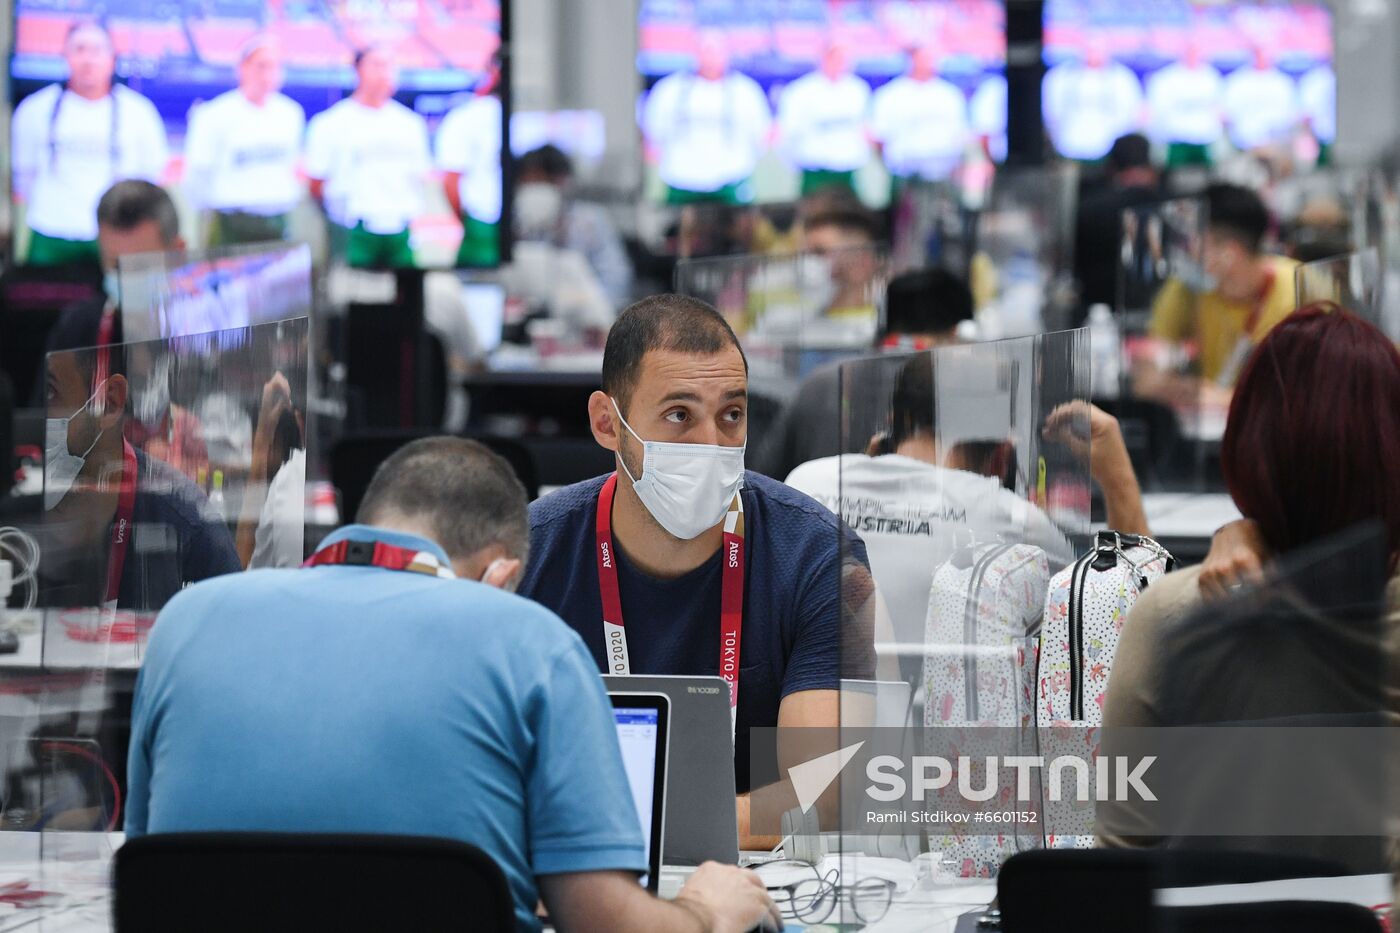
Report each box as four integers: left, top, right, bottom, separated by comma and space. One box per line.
1149, 254, 1299, 384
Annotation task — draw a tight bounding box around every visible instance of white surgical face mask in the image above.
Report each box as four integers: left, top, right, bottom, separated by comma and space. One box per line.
103, 269, 120, 306
514, 182, 565, 241
611, 398, 746, 540
44, 386, 105, 511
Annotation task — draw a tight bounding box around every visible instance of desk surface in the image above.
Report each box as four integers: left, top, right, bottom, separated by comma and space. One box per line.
0, 832, 1384, 933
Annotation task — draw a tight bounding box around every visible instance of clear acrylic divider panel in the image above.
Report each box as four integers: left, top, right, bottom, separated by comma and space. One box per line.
1114, 195, 1227, 494
972, 165, 1082, 337
22, 320, 310, 872
1295, 247, 1390, 330
767, 331, 1091, 926
117, 243, 314, 344
674, 247, 890, 406
889, 180, 975, 277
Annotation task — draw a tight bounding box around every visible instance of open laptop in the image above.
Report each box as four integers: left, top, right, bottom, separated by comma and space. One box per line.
608, 692, 668, 892
605, 675, 739, 866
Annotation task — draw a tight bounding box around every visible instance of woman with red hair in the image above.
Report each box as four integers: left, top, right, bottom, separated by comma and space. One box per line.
1098, 302, 1400, 851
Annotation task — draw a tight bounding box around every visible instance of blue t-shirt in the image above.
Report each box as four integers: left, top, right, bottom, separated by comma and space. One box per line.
519, 471, 872, 792
126, 525, 647, 932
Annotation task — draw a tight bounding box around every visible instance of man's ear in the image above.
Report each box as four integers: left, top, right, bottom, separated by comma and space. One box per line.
588, 390, 622, 453
96, 374, 128, 427
481, 557, 523, 591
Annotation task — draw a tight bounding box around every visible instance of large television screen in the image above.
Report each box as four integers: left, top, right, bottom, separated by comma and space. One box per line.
1043, 0, 1334, 165
11, 0, 506, 270
637, 0, 1006, 209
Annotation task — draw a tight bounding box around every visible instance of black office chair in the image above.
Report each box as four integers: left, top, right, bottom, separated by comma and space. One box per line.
330, 430, 540, 522
1160, 901, 1382, 933
114, 832, 515, 933
997, 848, 1356, 933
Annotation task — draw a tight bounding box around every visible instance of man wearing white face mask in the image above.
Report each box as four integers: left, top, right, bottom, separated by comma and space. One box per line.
128, 437, 782, 933
512, 145, 633, 309
39, 312, 238, 611
519, 295, 875, 848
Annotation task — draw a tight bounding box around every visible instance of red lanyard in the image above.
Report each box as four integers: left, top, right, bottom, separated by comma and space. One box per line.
594, 473, 746, 716
302, 537, 456, 578
104, 440, 138, 609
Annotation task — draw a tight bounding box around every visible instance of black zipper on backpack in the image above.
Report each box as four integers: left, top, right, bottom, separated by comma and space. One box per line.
1067, 552, 1094, 721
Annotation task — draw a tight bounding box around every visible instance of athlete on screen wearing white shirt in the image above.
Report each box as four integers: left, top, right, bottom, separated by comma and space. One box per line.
12, 20, 169, 267
184, 36, 306, 247
777, 38, 872, 196
869, 42, 971, 188
640, 29, 772, 205
1222, 44, 1300, 154
1042, 35, 1145, 163
437, 62, 503, 266
304, 45, 431, 269
1145, 33, 1224, 168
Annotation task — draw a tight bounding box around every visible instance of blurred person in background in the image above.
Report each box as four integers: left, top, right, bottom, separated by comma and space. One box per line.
1042, 35, 1144, 163
869, 41, 971, 189
778, 37, 872, 196
12, 21, 169, 267
751, 267, 974, 480
1143, 183, 1298, 403
1222, 44, 1300, 154
184, 36, 305, 247
641, 28, 771, 206
1145, 30, 1224, 168
800, 205, 883, 319
437, 62, 504, 266
305, 45, 431, 269
512, 145, 632, 308
1075, 134, 1162, 320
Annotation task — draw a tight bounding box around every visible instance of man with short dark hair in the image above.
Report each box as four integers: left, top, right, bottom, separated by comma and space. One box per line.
519, 295, 872, 845
800, 206, 882, 320
128, 436, 780, 933
1074, 133, 1162, 320
1148, 182, 1298, 388
751, 268, 973, 480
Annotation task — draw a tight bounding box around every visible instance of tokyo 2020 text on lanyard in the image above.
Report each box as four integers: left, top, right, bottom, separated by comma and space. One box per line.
594, 472, 745, 726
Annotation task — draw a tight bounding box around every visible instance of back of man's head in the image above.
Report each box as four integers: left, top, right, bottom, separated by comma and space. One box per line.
890, 352, 935, 446
1206, 182, 1270, 254
517, 144, 573, 183
357, 437, 529, 565
884, 268, 973, 339
97, 180, 180, 246
1107, 133, 1152, 176
602, 294, 746, 415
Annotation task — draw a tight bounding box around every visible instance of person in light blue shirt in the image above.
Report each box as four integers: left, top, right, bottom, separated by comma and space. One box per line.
126, 437, 779, 933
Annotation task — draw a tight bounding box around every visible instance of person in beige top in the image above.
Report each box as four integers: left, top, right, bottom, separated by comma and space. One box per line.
1098, 303, 1400, 868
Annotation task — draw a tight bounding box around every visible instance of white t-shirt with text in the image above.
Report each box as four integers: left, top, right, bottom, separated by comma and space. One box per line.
184, 90, 306, 215
869, 75, 970, 180
12, 84, 169, 240
641, 71, 772, 193
778, 72, 872, 172
304, 98, 431, 234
